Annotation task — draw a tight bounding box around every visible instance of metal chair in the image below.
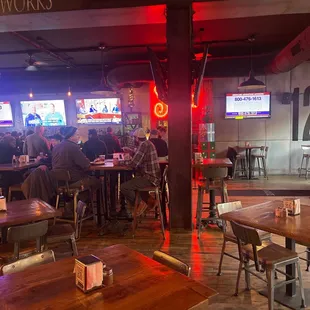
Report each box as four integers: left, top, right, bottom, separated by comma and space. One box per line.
50, 170, 94, 225
298, 246, 310, 271
231, 221, 306, 310
196, 167, 228, 239
1, 250, 55, 276
132, 185, 166, 239
153, 250, 191, 276
252, 146, 269, 179
299, 145, 310, 179
0, 220, 48, 263
216, 201, 271, 276
46, 201, 87, 257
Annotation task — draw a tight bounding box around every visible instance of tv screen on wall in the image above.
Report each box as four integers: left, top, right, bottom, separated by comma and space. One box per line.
76, 98, 122, 124
20, 100, 67, 127
0, 101, 13, 127
225, 92, 271, 119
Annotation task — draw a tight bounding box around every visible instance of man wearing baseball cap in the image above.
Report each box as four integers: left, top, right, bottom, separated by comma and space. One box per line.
121, 128, 161, 216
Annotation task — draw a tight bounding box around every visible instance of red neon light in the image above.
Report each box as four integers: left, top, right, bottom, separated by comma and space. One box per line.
154, 102, 168, 118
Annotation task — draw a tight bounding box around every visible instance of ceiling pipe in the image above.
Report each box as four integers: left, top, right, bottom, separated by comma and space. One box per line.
0, 37, 248, 56
10, 32, 76, 68
107, 64, 153, 88
265, 26, 310, 74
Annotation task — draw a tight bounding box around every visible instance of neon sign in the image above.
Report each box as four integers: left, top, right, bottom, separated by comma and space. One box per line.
153, 86, 198, 117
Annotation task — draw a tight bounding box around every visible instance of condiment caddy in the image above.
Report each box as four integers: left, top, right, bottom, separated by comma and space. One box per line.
275, 198, 301, 218
74, 255, 113, 293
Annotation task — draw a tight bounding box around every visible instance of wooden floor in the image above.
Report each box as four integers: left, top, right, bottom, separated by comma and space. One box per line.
54, 175, 310, 309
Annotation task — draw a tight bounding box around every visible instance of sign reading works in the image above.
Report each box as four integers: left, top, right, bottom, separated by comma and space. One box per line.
0, 0, 53, 14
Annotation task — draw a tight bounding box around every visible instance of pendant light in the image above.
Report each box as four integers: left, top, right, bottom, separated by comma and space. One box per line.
67, 67, 72, 97
29, 88, 34, 98
91, 44, 116, 96
238, 36, 266, 91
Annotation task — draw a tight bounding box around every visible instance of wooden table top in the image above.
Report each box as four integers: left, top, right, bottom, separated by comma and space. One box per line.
220, 200, 310, 246
0, 162, 39, 172
0, 244, 217, 310
0, 199, 60, 228
192, 158, 233, 168
89, 161, 132, 171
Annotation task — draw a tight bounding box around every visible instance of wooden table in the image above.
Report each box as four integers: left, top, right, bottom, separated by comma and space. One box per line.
192, 158, 233, 168
89, 161, 133, 226
220, 200, 310, 309
0, 199, 59, 228
0, 244, 217, 309
0, 162, 39, 172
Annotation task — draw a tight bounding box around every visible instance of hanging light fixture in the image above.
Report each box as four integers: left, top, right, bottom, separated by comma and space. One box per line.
29, 88, 34, 98
67, 67, 72, 97
91, 44, 116, 96
238, 36, 266, 91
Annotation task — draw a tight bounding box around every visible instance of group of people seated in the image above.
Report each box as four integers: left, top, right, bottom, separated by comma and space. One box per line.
0, 125, 169, 218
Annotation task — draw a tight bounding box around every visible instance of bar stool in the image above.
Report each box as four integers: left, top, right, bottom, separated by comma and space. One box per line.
132, 186, 165, 239
299, 145, 310, 179
233, 154, 249, 179
196, 167, 228, 239
252, 146, 269, 179
50, 170, 94, 225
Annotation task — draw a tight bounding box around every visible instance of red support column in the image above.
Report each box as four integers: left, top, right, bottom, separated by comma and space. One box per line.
166, 3, 193, 230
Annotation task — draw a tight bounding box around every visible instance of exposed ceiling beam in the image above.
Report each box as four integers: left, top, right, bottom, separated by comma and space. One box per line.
10, 31, 76, 67
0, 0, 309, 32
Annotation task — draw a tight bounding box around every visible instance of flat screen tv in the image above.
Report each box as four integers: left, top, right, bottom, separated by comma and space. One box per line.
76, 98, 122, 124
0, 101, 13, 127
21, 100, 67, 127
225, 92, 271, 119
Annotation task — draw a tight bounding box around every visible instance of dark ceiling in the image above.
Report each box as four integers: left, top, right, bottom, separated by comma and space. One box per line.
0, 8, 309, 93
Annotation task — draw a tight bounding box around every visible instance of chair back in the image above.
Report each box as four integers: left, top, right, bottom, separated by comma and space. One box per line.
202, 167, 228, 179
230, 221, 262, 271
7, 220, 48, 260
50, 170, 71, 192
200, 167, 227, 191
301, 145, 310, 155
153, 250, 191, 276
1, 250, 55, 276
259, 146, 269, 159
217, 201, 242, 235
75, 200, 87, 240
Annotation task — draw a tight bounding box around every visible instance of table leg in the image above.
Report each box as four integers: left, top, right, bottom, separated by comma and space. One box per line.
161, 180, 168, 226
209, 189, 216, 218
286, 238, 296, 297
247, 149, 252, 179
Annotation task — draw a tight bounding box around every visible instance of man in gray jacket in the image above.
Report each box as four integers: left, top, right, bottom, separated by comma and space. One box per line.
23, 125, 50, 158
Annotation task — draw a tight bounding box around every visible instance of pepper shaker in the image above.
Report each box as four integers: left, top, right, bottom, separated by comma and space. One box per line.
102, 267, 113, 287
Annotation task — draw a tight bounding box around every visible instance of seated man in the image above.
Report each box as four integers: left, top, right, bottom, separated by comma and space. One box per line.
82, 129, 108, 161
149, 129, 168, 158
52, 126, 99, 189
23, 125, 50, 158
121, 128, 161, 216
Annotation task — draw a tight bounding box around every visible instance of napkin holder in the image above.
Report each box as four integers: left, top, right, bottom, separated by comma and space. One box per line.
283, 198, 300, 216
0, 196, 7, 211
75, 255, 105, 293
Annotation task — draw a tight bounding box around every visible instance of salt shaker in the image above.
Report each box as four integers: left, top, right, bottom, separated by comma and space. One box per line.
102, 267, 113, 287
